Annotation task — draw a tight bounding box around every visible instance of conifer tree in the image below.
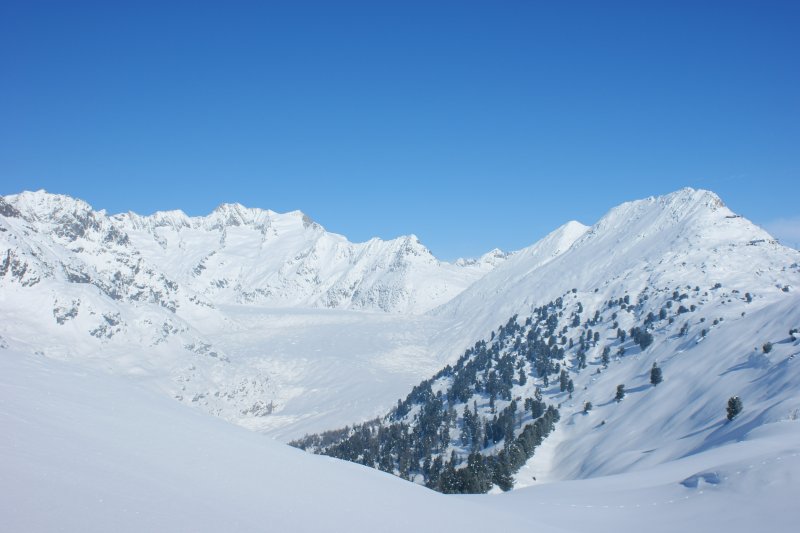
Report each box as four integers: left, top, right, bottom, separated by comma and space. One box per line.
727, 396, 743, 421
650, 362, 663, 386
615, 384, 626, 402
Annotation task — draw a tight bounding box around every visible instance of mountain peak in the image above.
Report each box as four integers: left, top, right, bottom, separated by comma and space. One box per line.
661, 186, 723, 206
4, 190, 95, 221
208, 202, 258, 227
580, 187, 742, 247
203, 203, 321, 232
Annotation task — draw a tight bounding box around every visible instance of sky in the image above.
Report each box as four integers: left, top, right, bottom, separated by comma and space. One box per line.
1, 0, 798, 258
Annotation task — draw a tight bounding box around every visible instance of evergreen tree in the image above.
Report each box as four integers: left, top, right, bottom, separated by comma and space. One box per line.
576, 350, 587, 369
638, 331, 654, 349
650, 362, 663, 386
583, 401, 592, 413
601, 346, 610, 367
727, 396, 743, 421
490, 455, 514, 491
614, 384, 626, 402
559, 369, 569, 392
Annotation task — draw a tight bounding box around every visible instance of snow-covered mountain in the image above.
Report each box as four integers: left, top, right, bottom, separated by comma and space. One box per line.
2, 187, 797, 443
430, 188, 796, 358
290, 188, 800, 512
2, 186, 800, 531
0, 189, 503, 438
2, 190, 498, 314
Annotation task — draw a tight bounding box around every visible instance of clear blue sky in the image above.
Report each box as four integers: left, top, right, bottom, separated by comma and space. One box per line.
2, 1, 798, 258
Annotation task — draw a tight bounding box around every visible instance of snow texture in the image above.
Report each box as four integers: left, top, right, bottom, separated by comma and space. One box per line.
2, 187, 800, 531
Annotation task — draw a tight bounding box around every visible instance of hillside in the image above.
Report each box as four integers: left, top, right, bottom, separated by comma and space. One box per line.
430, 188, 796, 357
292, 188, 800, 494
4, 345, 797, 532
0, 349, 541, 533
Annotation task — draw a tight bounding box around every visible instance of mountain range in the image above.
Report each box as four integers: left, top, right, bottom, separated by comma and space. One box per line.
2, 187, 799, 532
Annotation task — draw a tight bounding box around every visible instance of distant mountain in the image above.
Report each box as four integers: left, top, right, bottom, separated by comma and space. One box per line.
0, 190, 505, 437
2, 190, 502, 314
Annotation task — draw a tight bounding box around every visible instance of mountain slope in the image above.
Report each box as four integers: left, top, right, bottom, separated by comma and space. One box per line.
430, 188, 796, 357
0, 350, 546, 533
292, 188, 800, 497
4, 331, 798, 533
2, 186, 799, 531
429, 220, 588, 321
294, 263, 800, 496
496, 419, 800, 533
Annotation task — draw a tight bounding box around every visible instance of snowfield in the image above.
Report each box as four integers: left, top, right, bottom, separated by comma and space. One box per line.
0, 351, 543, 533
2, 187, 800, 531
3, 349, 797, 533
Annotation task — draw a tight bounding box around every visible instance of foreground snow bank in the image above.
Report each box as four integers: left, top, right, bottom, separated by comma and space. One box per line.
0, 351, 541, 533
493, 419, 800, 532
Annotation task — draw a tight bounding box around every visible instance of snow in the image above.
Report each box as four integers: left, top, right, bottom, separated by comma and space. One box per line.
493, 420, 800, 532
199, 305, 454, 440
430, 187, 796, 359
0, 188, 508, 437
2, 186, 800, 531
513, 291, 800, 482
0, 350, 548, 533
4, 343, 798, 532
4, 189, 504, 315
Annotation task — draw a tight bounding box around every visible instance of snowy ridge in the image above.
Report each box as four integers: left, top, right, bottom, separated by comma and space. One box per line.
430, 220, 589, 319
114, 196, 500, 313
430, 188, 794, 358
3, 189, 501, 314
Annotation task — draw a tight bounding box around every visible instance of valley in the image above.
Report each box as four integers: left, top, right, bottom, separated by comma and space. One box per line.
2, 187, 799, 531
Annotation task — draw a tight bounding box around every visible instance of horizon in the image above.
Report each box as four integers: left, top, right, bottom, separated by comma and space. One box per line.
3, 185, 796, 260
2, 1, 798, 258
